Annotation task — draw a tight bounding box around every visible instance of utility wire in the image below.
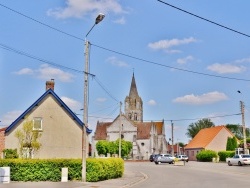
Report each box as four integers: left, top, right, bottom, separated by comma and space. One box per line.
1, 3, 250, 82
0, 43, 84, 74
157, 0, 250, 38
165, 113, 241, 122
92, 43, 250, 82
0, 3, 84, 41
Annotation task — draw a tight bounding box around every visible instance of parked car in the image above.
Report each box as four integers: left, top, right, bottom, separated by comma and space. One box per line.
177, 155, 189, 162
226, 154, 250, 166
154, 154, 175, 165
149, 154, 159, 162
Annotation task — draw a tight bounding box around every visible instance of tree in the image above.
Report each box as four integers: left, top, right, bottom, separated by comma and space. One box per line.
226, 137, 238, 151
15, 119, 42, 158
186, 118, 215, 139
96, 139, 132, 158
226, 124, 250, 140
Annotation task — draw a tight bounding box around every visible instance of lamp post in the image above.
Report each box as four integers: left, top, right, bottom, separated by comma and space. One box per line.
82, 13, 105, 182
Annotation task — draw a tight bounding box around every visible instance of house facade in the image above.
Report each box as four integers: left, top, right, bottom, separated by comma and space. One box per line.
184, 126, 236, 161
2, 80, 90, 159
92, 73, 168, 160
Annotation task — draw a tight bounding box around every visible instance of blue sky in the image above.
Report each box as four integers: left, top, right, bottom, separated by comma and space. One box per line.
1, 0, 250, 144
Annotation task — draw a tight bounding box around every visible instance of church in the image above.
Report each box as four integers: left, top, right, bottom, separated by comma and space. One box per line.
92, 73, 168, 160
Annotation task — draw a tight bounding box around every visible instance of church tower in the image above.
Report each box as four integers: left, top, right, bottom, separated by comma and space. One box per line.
125, 73, 143, 122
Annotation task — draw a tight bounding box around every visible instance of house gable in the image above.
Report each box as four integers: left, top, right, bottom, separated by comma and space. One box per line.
5, 89, 91, 134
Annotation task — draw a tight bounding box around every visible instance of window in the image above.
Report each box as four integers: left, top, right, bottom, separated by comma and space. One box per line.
33, 117, 42, 131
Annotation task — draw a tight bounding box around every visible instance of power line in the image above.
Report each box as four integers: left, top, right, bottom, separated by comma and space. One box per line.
165, 113, 241, 122
0, 3, 84, 41
157, 0, 250, 38
0, 43, 84, 74
1, 3, 250, 82
92, 43, 250, 82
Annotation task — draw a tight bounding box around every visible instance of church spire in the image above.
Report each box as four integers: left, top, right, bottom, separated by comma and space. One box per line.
124, 72, 143, 122
129, 72, 139, 98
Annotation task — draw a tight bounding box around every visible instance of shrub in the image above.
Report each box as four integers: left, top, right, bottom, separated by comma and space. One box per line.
0, 158, 124, 182
218, 151, 235, 161
3, 149, 18, 159
196, 150, 217, 162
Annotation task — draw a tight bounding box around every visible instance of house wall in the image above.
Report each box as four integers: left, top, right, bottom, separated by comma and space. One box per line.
0, 129, 5, 158
206, 128, 233, 152
5, 95, 82, 159
185, 148, 202, 161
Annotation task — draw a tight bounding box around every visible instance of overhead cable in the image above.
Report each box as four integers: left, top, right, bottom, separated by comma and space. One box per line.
157, 0, 250, 38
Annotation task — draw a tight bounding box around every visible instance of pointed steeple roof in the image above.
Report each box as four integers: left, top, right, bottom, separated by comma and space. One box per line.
129, 72, 139, 98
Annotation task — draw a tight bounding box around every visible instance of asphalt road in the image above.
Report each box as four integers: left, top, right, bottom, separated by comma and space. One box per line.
1, 161, 250, 188
127, 161, 250, 188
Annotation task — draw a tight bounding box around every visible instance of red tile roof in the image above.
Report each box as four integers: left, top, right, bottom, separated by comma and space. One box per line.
185, 125, 234, 149
94, 122, 112, 140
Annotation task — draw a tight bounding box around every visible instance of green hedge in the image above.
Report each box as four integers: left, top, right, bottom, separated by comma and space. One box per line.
0, 158, 124, 182
196, 150, 218, 162
218, 151, 235, 161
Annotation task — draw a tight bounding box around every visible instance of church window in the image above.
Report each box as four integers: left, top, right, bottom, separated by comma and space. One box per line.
134, 113, 137, 120
133, 135, 136, 142
141, 142, 145, 146
128, 113, 132, 119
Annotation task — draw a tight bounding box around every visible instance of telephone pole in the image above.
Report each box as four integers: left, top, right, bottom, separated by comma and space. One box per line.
119, 102, 122, 158
240, 101, 247, 154
171, 121, 174, 156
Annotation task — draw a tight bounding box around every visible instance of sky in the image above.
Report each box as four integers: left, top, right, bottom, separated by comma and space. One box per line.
1, 0, 250, 144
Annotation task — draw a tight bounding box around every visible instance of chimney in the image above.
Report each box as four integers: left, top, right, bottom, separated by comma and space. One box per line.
46, 79, 55, 91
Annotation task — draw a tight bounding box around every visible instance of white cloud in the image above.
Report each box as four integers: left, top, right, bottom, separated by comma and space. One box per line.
61, 96, 81, 112
235, 57, 250, 64
47, 0, 127, 19
96, 98, 107, 103
14, 68, 34, 75
37, 64, 74, 82
148, 37, 197, 51
173, 91, 228, 105
148, 100, 157, 106
1, 110, 22, 126
14, 64, 75, 82
177, 56, 194, 65
207, 63, 246, 74
113, 16, 126, 24
106, 56, 129, 67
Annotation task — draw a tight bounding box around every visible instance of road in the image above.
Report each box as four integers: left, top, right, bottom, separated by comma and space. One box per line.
126, 161, 250, 188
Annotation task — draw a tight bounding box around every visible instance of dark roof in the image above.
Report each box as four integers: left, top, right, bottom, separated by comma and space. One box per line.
5, 89, 91, 134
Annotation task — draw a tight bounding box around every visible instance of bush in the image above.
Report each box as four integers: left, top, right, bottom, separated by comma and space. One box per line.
218, 151, 235, 161
3, 149, 18, 159
0, 158, 124, 182
196, 150, 218, 162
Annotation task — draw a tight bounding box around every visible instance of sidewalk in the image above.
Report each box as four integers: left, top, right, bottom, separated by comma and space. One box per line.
0, 166, 147, 188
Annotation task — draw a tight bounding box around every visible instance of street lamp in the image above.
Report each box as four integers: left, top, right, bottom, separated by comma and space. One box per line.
82, 13, 105, 182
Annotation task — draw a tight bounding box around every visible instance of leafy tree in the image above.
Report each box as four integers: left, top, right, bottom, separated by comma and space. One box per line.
226, 124, 250, 140
96, 140, 108, 155
15, 119, 42, 158
96, 139, 132, 158
226, 137, 238, 151
186, 118, 215, 139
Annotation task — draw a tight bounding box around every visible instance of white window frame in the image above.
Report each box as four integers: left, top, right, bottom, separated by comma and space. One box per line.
33, 117, 43, 131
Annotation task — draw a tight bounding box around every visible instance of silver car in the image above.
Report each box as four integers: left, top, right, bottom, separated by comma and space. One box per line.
154, 154, 175, 165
